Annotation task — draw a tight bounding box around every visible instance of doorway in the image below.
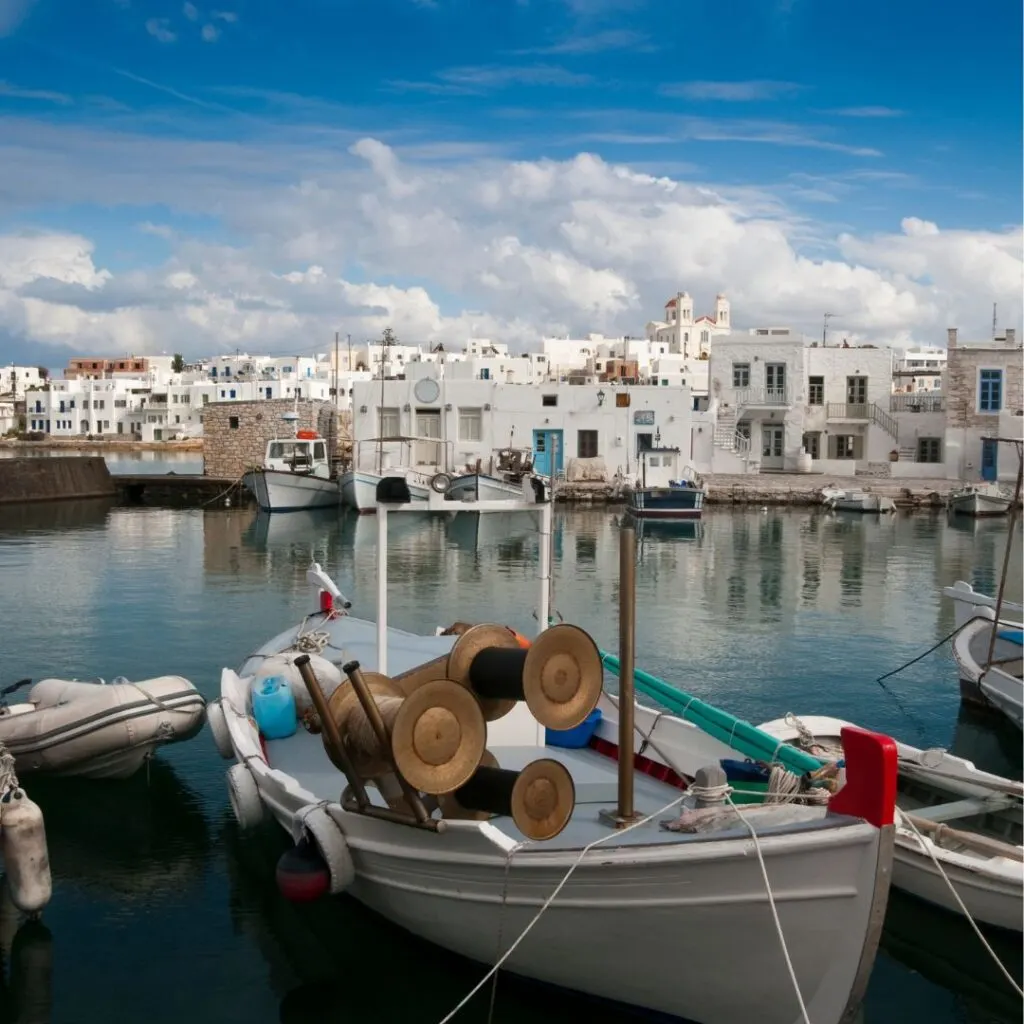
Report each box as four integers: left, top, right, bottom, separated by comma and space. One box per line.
532, 429, 564, 478
761, 425, 784, 469
414, 409, 442, 466
981, 438, 999, 482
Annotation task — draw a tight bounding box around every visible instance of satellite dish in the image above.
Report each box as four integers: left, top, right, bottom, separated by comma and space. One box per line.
413, 378, 440, 404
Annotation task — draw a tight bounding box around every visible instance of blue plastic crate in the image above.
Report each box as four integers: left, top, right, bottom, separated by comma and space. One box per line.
546, 708, 603, 749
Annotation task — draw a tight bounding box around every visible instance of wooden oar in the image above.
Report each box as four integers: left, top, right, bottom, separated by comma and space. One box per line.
897, 757, 1024, 798
899, 810, 1024, 863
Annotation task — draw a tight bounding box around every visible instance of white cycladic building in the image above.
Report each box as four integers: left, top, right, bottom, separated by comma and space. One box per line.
2, 366, 46, 399
349, 376, 702, 482
706, 330, 950, 477
893, 346, 947, 393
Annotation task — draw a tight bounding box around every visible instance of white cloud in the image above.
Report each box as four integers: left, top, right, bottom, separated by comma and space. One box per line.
145, 17, 176, 42
201, 22, 219, 41
828, 106, 904, 118
211, 9, 237, 21
390, 64, 593, 94
516, 29, 654, 54
183, 1, 198, 20
0, 135, 1019, 359
662, 80, 805, 102
0, 81, 71, 104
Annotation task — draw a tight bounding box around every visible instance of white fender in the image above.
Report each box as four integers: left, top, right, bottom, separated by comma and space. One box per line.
1, 790, 52, 915
294, 805, 354, 894
227, 762, 263, 830
207, 700, 235, 760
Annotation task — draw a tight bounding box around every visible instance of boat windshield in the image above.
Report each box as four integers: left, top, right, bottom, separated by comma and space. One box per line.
268, 441, 310, 460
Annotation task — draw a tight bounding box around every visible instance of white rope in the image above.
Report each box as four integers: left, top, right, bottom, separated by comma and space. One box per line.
726, 794, 812, 1024
0, 744, 18, 798
436, 789, 688, 1024
897, 810, 1024, 998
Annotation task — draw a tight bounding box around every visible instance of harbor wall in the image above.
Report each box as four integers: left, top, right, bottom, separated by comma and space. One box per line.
0, 457, 117, 505
203, 400, 336, 479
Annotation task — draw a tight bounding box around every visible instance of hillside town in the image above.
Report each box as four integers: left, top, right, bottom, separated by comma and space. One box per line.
3, 291, 1022, 485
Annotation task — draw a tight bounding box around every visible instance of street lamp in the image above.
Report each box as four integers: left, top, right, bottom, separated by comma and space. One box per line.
597, 389, 606, 407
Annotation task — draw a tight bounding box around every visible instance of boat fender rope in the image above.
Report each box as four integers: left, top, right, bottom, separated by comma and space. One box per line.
898, 811, 1023, 998
436, 789, 690, 1024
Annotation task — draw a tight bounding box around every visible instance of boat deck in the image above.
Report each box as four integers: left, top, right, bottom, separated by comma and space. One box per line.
967, 625, 1023, 680
266, 730, 849, 853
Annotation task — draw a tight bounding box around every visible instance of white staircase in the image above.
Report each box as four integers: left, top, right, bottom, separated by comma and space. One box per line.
712, 408, 753, 469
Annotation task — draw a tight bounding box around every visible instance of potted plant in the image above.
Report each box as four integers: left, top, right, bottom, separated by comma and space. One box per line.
889, 449, 899, 462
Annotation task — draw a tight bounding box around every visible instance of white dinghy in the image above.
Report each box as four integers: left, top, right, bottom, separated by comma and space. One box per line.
759, 714, 1023, 934
822, 487, 896, 514
0, 676, 206, 779
211, 485, 900, 1024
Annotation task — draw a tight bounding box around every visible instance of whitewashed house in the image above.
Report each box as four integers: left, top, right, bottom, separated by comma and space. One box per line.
2, 365, 45, 399
943, 328, 1022, 483
349, 376, 697, 483
893, 346, 947, 393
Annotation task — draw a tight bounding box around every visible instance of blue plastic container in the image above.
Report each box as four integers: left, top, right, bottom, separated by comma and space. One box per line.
545, 708, 603, 749
251, 676, 298, 740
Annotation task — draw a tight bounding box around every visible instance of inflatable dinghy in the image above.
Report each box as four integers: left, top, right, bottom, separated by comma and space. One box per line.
0, 677, 207, 780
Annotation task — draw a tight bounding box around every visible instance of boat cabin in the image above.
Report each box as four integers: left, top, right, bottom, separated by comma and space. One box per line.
265, 432, 331, 479
638, 447, 701, 490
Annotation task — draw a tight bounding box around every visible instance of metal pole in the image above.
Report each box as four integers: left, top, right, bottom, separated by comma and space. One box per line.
537, 499, 552, 636
377, 504, 388, 675
616, 523, 637, 821
984, 443, 1023, 671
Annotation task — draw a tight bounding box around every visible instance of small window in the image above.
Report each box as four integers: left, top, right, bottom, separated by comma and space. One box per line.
229, 389, 236, 399
979, 369, 1003, 413
542, 394, 558, 407
229, 416, 239, 430
831, 435, 857, 459
615, 392, 630, 408
458, 407, 482, 442
577, 429, 598, 458
917, 437, 942, 463
648, 455, 661, 467
808, 376, 824, 406
732, 363, 750, 388
314, 442, 327, 460
802, 432, 820, 460
378, 407, 400, 436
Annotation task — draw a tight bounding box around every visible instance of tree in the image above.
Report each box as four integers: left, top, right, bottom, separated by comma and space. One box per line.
171, 353, 185, 373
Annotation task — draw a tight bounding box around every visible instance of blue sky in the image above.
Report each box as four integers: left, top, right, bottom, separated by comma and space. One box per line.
0, 0, 1021, 364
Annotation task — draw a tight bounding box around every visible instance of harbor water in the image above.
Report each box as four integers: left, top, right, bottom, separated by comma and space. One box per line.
0, 496, 1021, 1023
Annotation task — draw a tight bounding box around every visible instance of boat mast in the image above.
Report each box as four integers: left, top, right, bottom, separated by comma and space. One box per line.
376, 328, 394, 476
983, 437, 1024, 672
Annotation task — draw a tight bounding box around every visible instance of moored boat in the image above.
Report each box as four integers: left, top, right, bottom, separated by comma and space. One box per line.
948, 483, 1013, 518
627, 447, 706, 521
822, 488, 896, 514
243, 429, 340, 513
210, 488, 899, 1024
0, 676, 206, 779
759, 713, 1024, 933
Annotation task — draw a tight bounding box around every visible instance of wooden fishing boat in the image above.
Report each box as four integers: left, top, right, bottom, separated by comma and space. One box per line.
210, 486, 899, 1024
947, 483, 1013, 518
758, 715, 1023, 933
821, 488, 896, 514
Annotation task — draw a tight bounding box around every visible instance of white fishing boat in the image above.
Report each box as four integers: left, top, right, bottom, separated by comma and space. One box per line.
944, 581, 1024, 632
0, 676, 206, 779
210, 488, 899, 1024
948, 483, 1013, 518
822, 488, 896, 514
243, 429, 340, 513
339, 436, 453, 514
758, 714, 1023, 933
952, 620, 1023, 730
444, 471, 525, 504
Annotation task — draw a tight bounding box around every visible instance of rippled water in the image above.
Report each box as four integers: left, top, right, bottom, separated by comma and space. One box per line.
0, 449, 203, 474
0, 501, 1020, 1024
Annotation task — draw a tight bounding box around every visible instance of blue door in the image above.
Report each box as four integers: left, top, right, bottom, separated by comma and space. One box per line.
981, 439, 998, 482
532, 429, 564, 478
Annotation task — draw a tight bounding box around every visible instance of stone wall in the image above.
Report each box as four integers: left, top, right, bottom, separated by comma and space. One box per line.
0, 456, 115, 504
946, 336, 1023, 429
203, 400, 336, 479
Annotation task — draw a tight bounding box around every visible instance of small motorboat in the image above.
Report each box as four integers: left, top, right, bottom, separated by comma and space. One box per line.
759, 714, 1023, 933
947, 482, 1013, 518
243, 428, 341, 513
0, 676, 207, 779
822, 488, 896, 514
627, 448, 706, 521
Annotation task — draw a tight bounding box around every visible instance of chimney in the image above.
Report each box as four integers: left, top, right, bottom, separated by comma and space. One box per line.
1006, 328, 1017, 346
947, 328, 958, 348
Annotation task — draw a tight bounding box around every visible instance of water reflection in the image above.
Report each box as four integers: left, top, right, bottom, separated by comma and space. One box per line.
0, 499, 114, 535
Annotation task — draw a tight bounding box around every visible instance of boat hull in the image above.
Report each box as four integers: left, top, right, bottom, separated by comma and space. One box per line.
2, 677, 207, 779
243, 469, 340, 513
339, 471, 431, 513
628, 487, 705, 520
445, 473, 524, 506
950, 492, 1012, 517
953, 619, 1023, 730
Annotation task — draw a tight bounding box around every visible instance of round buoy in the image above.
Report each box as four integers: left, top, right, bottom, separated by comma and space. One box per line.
276, 837, 331, 903
207, 700, 234, 759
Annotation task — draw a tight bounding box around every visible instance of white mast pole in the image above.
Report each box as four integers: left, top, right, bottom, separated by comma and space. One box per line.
376, 504, 389, 674
537, 497, 551, 636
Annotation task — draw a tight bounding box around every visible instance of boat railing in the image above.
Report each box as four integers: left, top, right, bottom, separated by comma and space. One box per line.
353, 435, 455, 474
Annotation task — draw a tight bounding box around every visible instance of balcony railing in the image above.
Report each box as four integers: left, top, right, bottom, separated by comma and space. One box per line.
736, 386, 789, 407
826, 402, 870, 420
889, 393, 945, 413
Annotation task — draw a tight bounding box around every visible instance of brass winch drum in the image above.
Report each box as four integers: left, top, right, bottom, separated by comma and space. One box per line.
323, 672, 403, 778
390, 679, 488, 795
447, 623, 603, 731
444, 757, 576, 841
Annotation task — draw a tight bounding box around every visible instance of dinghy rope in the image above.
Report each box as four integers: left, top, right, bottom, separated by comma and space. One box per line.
897, 811, 1024, 999
0, 742, 18, 798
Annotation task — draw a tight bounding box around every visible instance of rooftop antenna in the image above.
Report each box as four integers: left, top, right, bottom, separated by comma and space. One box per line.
822, 312, 837, 348
993, 302, 998, 339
